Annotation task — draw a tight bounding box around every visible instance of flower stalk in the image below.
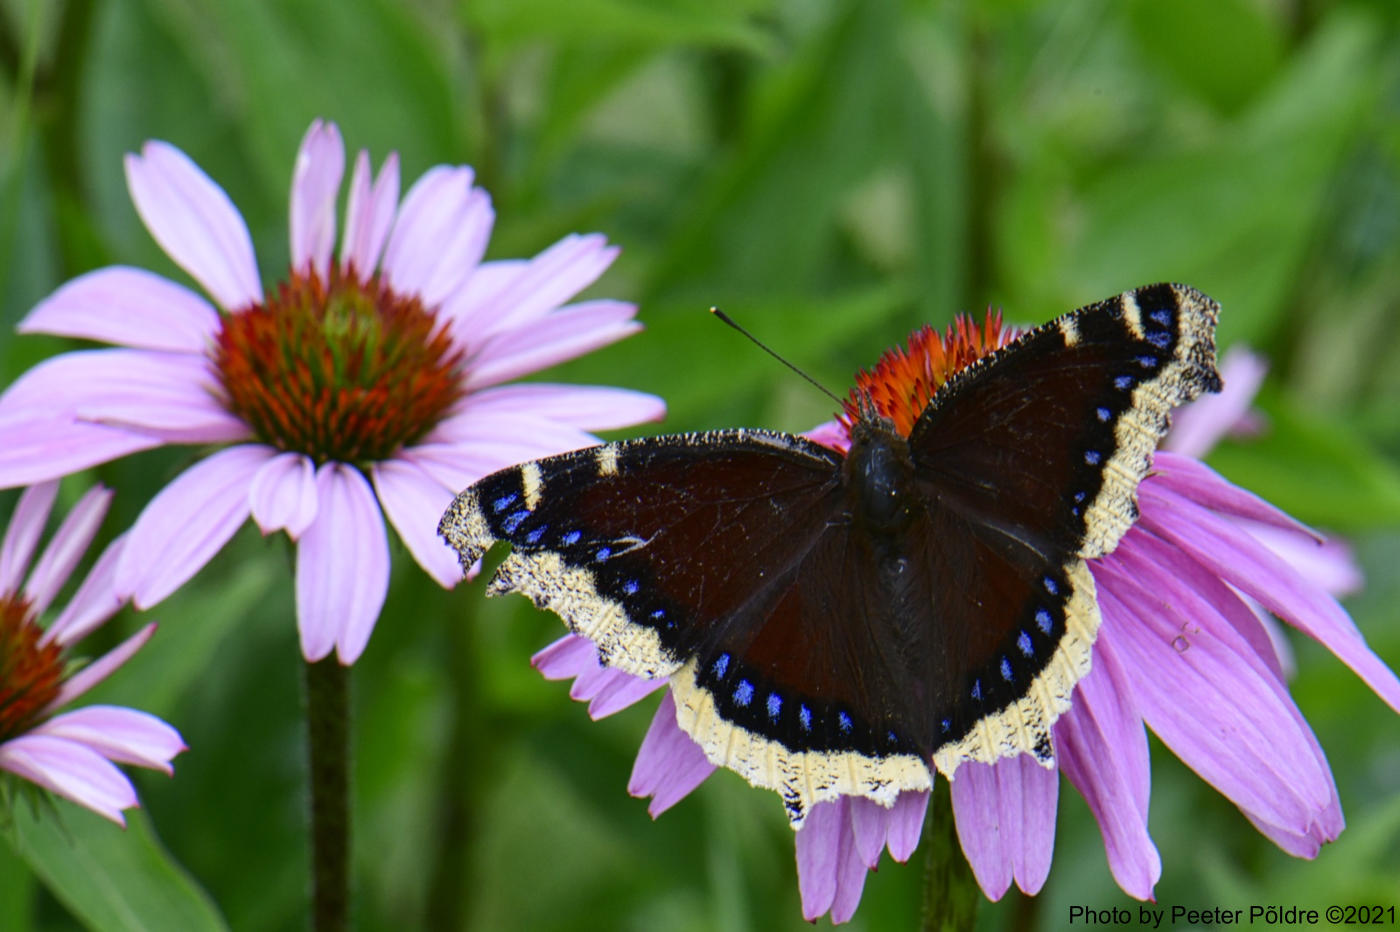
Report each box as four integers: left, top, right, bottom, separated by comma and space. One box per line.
305, 657, 350, 932
920, 781, 979, 932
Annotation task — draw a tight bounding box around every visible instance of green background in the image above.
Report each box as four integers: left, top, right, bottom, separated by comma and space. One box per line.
2, 0, 1399, 928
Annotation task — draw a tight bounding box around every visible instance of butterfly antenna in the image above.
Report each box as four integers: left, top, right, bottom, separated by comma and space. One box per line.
709, 307, 845, 407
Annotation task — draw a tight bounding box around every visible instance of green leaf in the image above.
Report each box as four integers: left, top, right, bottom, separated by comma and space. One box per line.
464, 0, 773, 51
7, 804, 227, 932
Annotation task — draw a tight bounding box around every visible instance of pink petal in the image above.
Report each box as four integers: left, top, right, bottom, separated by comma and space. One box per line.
1095, 560, 1336, 833
33, 705, 185, 774
289, 120, 345, 281
462, 383, 666, 431
296, 463, 389, 664
532, 634, 598, 681
370, 457, 460, 587
847, 796, 890, 869
382, 166, 493, 307
885, 791, 930, 862
1151, 453, 1315, 537
0, 480, 58, 594
0, 734, 138, 826
46, 532, 128, 646
124, 141, 261, 310
627, 691, 715, 817
44, 624, 156, 712
446, 233, 618, 341
438, 258, 526, 335
20, 266, 222, 353
0, 412, 164, 488
803, 420, 852, 454
24, 484, 112, 615
464, 300, 642, 390
424, 412, 598, 462
1, 348, 248, 445
553, 642, 666, 720
1054, 634, 1161, 900
249, 452, 319, 538
1164, 347, 1268, 459
950, 752, 1057, 900
116, 445, 271, 608
796, 797, 871, 923
1241, 519, 1363, 598
1139, 483, 1400, 714
340, 150, 400, 275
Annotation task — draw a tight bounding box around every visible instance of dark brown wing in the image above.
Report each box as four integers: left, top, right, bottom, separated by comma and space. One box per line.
901, 282, 1220, 774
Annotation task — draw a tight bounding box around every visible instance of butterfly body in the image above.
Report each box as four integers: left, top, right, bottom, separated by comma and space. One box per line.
441, 282, 1222, 826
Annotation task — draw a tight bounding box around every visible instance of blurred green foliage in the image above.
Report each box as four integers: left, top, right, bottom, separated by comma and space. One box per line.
1, 0, 1398, 928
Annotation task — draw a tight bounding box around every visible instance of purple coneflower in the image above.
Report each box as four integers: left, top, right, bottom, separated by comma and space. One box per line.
530, 328, 1398, 923
0, 482, 185, 826
0, 120, 663, 663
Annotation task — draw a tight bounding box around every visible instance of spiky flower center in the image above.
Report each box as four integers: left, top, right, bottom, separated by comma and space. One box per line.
212, 268, 466, 465
0, 595, 63, 742
841, 310, 1015, 437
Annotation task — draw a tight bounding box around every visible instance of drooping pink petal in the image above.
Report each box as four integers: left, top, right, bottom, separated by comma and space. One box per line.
545, 638, 666, 720
464, 300, 642, 390
1054, 633, 1161, 900
43, 624, 156, 713
445, 233, 618, 341
796, 797, 871, 923
124, 141, 261, 310
381, 166, 493, 307
340, 150, 400, 275
0, 734, 138, 826
884, 790, 930, 862
1139, 483, 1400, 713
370, 457, 461, 588
295, 463, 390, 664
289, 120, 344, 281
803, 420, 852, 454
847, 796, 891, 868
1094, 563, 1336, 834
1241, 519, 1363, 597
19, 266, 221, 353
23, 484, 112, 615
249, 451, 319, 538
0, 412, 164, 488
46, 533, 127, 646
950, 751, 1058, 900
462, 384, 666, 431
34, 706, 185, 774
1151, 453, 1315, 537
116, 444, 272, 609
628, 691, 716, 817
0, 480, 58, 594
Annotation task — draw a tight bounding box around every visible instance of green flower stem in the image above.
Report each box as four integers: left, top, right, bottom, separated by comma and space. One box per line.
920, 780, 980, 932
305, 657, 350, 932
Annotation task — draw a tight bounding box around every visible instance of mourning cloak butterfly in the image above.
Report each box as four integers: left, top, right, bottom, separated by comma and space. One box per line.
440, 283, 1221, 826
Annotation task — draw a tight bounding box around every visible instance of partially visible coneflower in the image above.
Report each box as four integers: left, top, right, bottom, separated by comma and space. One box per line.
0, 482, 184, 826
528, 319, 1397, 923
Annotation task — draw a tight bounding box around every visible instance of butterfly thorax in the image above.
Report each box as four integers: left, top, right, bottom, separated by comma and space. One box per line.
843, 417, 918, 536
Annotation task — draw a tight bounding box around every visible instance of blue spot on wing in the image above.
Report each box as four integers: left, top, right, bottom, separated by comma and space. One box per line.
712, 653, 730, 679
1150, 308, 1172, 326
1084, 450, 1101, 466
524, 525, 547, 545
970, 680, 982, 701
1000, 657, 1014, 681
501, 510, 529, 534
1115, 375, 1134, 391
766, 693, 782, 721
1018, 631, 1034, 656
733, 680, 754, 707
1035, 608, 1053, 634
491, 493, 518, 513
798, 705, 813, 732
1096, 406, 1112, 422
1137, 354, 1159, 369
594, 547, 612, 562
622, 579, 639, 595
561, 530, 581, 546
1147, 331, 1171, 348
837, 711, 853, 734
1043, 576, 1059, 595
